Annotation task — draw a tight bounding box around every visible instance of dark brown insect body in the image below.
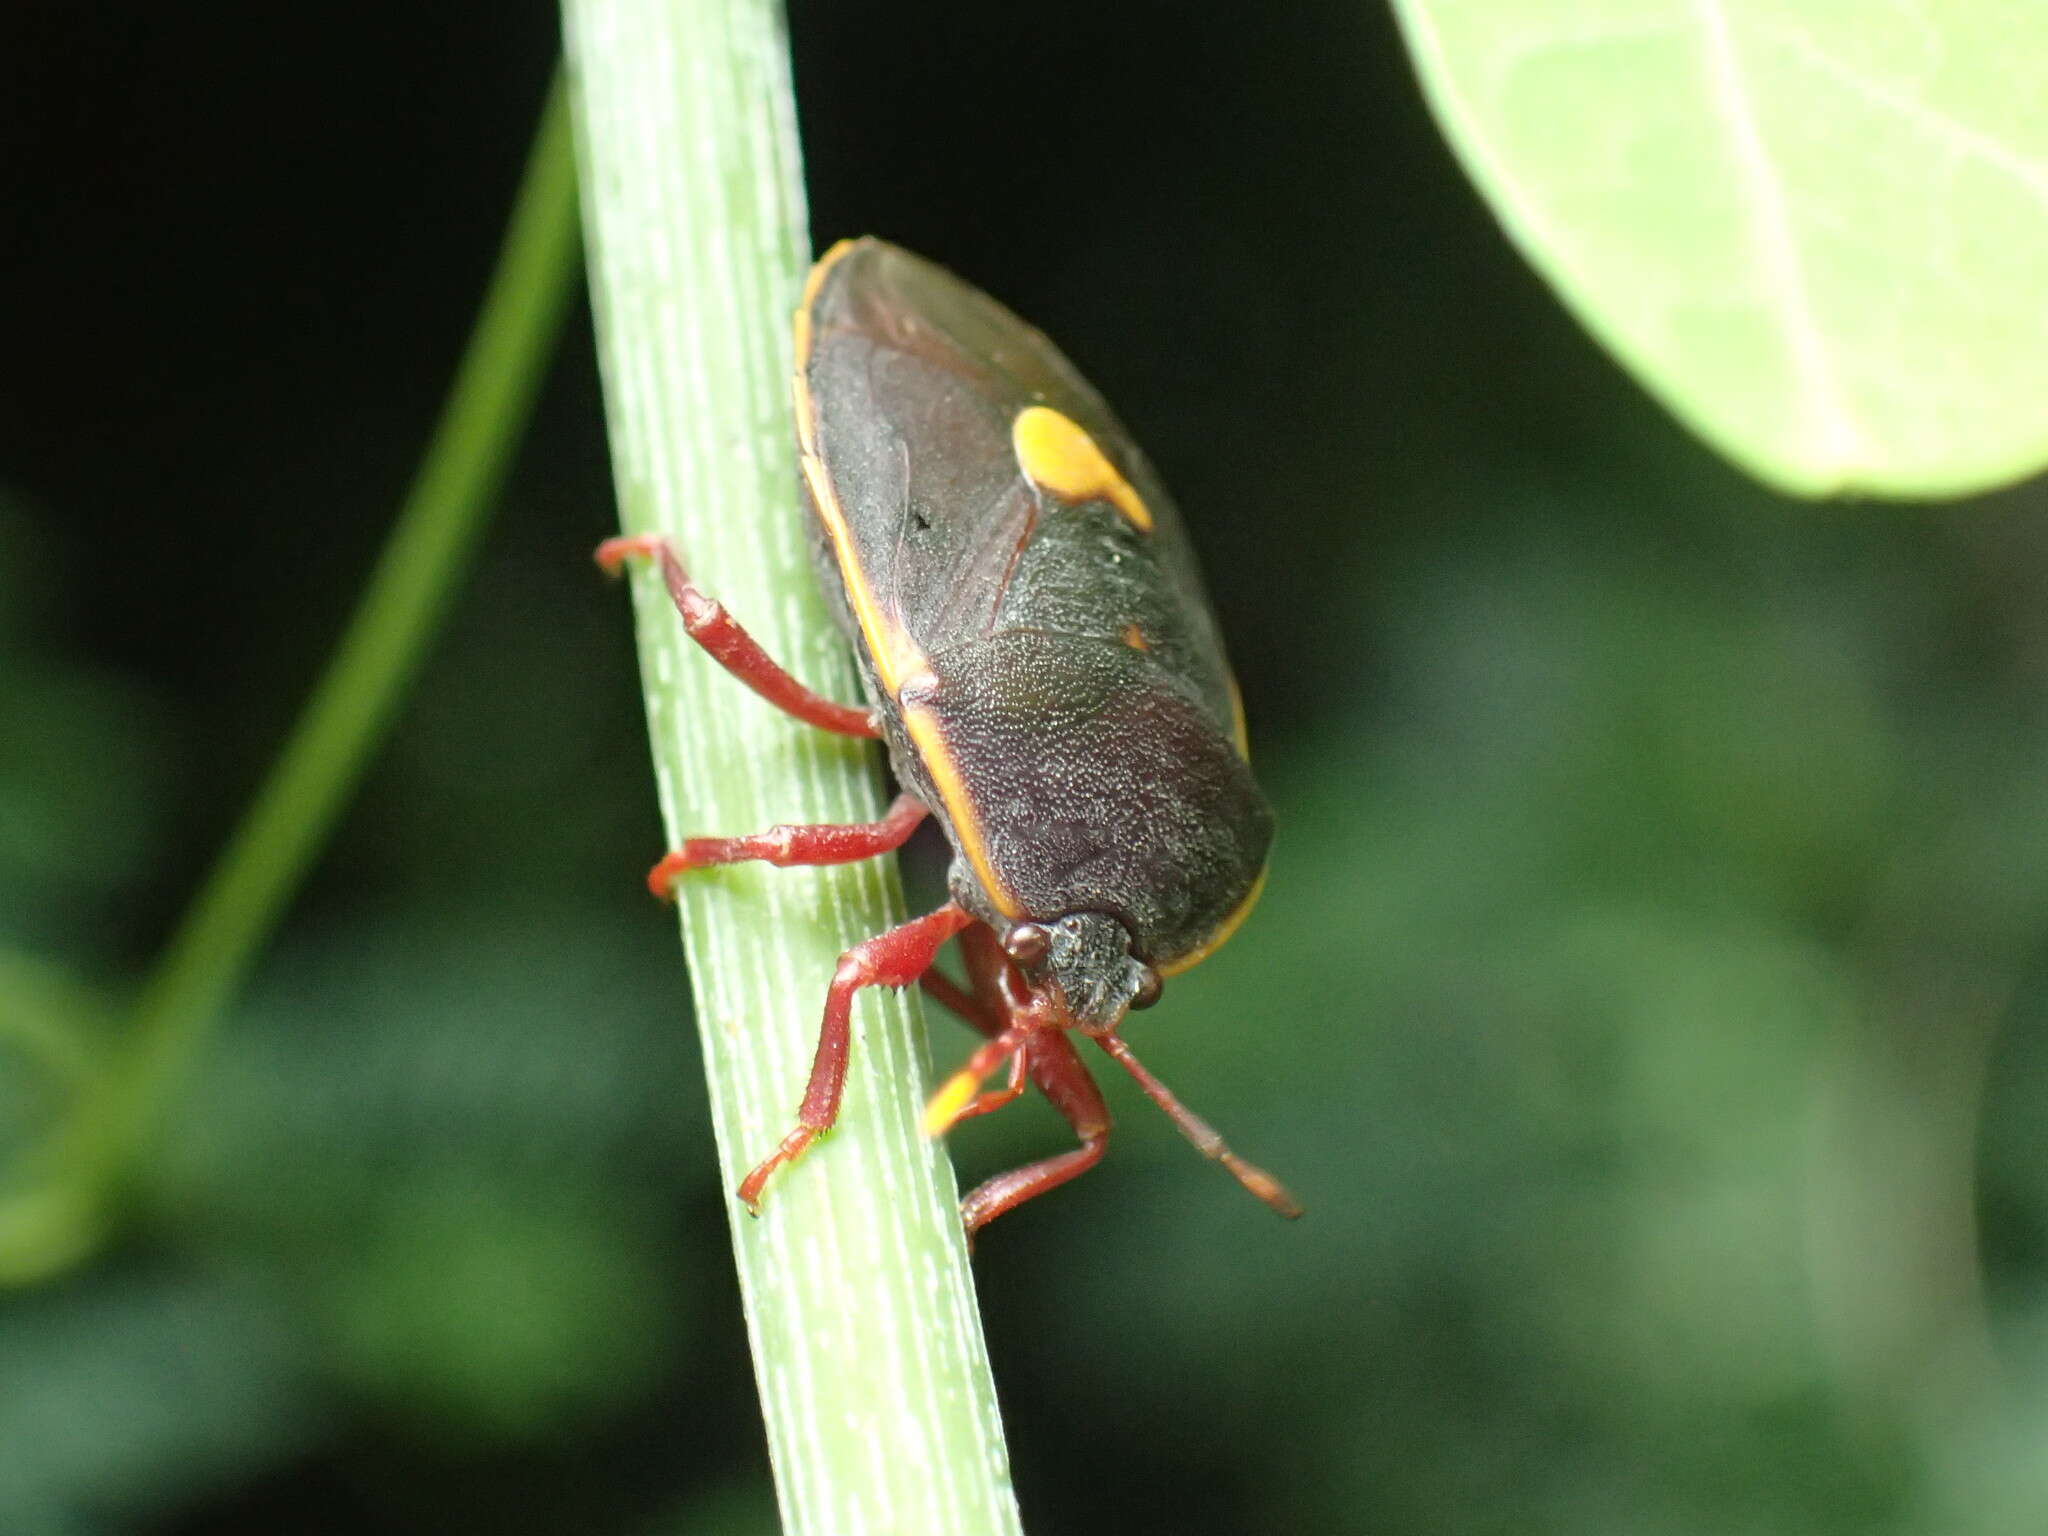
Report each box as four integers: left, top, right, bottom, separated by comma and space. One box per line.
600, 238, 1297, 1235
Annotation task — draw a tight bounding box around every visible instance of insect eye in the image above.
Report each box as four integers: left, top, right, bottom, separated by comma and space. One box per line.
1129, 968, 1164, 1011
1003, 923, 1051, 966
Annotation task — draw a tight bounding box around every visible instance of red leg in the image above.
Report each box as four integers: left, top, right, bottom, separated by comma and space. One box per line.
737, 901, 974, 1212
919, 968, 996, 1035
922, 1021, 1035, 1134
1093, 1033, 1303, 1219
959, 1030, 1112, 1238
917, 972, 1031, 1120
645, 792, 927, 899
925, 925, 1040, 1120
920, 925, 1027, 1036
596, 534, 878, 738
937, 926, 1117, 1238
956, 1041, 1030, 1122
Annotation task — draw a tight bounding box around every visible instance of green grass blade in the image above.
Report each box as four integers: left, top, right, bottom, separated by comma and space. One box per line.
559, 2, 1025, 1532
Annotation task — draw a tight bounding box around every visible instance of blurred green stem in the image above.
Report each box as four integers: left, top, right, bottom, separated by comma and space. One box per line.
11, 74, 582, 1277
560, 2, 1023, 1532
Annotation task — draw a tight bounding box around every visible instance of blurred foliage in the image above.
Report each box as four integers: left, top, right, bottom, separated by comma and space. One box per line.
0, 502, 175, 964
8, 3, 2048, 1535
0, 500, 743, 1529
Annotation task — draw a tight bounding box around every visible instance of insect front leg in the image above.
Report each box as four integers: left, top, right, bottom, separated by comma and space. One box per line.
918, 928, 1033, 1121
595, 534, 878, 738
956, 1030, 1112, 1240
928, 925, 1115, 1239
914, 986, 1030, 1123
737, 900, 976, 1212
642, 792, 928, 899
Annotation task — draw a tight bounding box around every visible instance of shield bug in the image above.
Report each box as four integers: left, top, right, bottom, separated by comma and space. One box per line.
598, 237, 1298, 1237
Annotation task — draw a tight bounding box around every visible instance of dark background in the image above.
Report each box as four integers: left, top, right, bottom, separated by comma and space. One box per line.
8, 4, 2048, 1534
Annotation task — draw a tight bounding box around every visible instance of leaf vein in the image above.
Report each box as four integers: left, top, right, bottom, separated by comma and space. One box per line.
1760, 20, 2048, 207
1693, 0, 1866, 476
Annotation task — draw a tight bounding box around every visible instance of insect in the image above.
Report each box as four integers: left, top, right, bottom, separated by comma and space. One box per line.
599, 237, 1299, 1237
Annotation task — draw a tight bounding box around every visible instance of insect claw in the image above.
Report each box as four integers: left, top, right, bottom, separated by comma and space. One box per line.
593, 532, 663, 574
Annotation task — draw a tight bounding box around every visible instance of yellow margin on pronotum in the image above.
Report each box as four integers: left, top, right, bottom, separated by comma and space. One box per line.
1158, 866, 1267, 977
792, 238, 1022, 919
899, 701, 1021, 919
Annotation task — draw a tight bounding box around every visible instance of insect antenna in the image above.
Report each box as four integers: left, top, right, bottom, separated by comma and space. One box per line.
1093, 1033, 1302, 1218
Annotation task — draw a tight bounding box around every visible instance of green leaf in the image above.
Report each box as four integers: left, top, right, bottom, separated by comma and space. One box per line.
1391, 0, 2048, 498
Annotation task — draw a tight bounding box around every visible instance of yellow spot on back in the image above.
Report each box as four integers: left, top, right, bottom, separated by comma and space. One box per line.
1012, 405, 1152, 532
1121, 624, 1149, 652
